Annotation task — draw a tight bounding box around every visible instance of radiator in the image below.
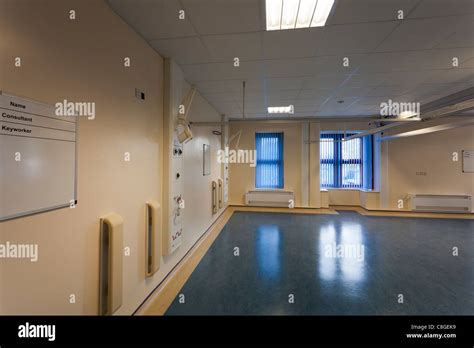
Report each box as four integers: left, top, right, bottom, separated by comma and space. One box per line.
245, 190, 294, 207
410, 194, 472, 213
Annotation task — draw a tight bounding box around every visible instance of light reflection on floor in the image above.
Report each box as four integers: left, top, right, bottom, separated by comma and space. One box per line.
166, 212, 474, 315
256, 225, 281, 281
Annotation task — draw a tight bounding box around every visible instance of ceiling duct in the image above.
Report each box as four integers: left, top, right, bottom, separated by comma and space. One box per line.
345, 87, 474, 141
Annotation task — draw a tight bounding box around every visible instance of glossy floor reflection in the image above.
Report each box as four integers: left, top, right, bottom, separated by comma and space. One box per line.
165, 211, 474, 315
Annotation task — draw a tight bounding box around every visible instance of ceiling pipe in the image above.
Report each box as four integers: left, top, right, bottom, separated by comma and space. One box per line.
380, 118, 474, 141
191, 116, 375, 126
190, 114, 472, 127
345, 88, 474, 141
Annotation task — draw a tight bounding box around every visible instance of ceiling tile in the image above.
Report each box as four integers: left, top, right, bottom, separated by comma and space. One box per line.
262, 27, 324, 59
150, 37, 210, 64
266, 89, 300, 99
359, 51, 432, 73
411, 83, 468, 96
425, 68, 474, 84
319, 22, 399, 55
375, 17, 460, 52
202, 32, 263, 61
181, 0, 262, 35
367, 85, 414, 97
264, 77, 304, 90
182, 61, 264, 82
334, 86, 376, 98
107, 0, 196, 40
435, 14, 474, 48
195, 80, 246, 94
263, 57, 317, 78
302, 74, 351, 89
331, 0, 418, 24
297, 88, 333, 99
344, 71, 432, 87
318, 97, 359, 113
409, 0, 474, 18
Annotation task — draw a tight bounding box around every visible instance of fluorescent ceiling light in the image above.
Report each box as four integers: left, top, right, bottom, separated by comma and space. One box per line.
296, 0, 318, 28
266, 0, 334, 31
268, 105, 294, 114
265, 0, 283, 31
281, 0, 299, 29
311, 0, 335, 27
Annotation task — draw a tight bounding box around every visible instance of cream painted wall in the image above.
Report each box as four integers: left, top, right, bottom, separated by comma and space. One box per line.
0, 0, 225, 315
228, 122, 302, 206
328, 189, 360, 206
0, 0, 164, 315
381, 125, 474, 211
309, 122, 321, 208
228, 120, 473, 212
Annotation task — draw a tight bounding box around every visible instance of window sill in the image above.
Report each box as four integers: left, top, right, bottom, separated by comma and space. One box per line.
321, 188, 379, 193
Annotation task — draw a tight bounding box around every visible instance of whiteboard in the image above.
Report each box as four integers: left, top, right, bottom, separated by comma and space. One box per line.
463, 150, 474, 173
0, 92, 77, 221
203, 143, 211, 176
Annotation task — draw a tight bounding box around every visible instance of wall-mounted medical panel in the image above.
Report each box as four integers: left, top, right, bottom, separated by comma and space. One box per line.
162, 60, 186, 256
99, 213, 123, 316
145, 201, 161, 277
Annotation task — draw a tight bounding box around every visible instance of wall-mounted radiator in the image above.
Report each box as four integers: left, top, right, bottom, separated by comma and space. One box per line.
145, 201, 161, 277
99, 213, 123, 315
245, 190, 294, 207
410, 194, 472, 213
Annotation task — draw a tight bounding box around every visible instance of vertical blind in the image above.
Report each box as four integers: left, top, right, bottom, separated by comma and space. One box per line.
320, 133, 373, 189
255, 132, 284, 189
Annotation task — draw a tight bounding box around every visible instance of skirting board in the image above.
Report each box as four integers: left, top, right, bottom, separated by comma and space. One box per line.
135, 208, 233, 315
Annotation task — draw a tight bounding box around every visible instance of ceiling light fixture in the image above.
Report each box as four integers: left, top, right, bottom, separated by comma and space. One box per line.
266, 0, 335, 31
268, 105, 294, 114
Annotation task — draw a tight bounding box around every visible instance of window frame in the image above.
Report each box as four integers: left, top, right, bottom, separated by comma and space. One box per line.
255, 132, 284, 189
320, 133, 364, 189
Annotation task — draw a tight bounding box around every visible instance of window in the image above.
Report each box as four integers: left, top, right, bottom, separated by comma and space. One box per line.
320, 133, 373, 189
255, 132, 284, 188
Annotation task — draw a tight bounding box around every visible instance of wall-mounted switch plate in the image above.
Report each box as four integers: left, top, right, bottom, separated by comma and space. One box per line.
135, 88, 145, 101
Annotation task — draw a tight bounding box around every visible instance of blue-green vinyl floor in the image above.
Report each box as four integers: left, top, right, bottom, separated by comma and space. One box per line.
166, 211, 474, 315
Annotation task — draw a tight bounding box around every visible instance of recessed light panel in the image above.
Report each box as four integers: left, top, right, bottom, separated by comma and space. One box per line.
266, 0, 335, 31
268, 105, 294, 114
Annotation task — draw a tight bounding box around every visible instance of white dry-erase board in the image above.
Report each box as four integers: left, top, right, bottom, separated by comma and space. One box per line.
463, 150, 474, 173
203, 144, 211, 176
0, 92, 78, 221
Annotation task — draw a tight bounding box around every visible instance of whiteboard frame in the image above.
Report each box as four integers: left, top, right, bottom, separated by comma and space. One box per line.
203, 143, 211, 176
0, 91, 78, 221
462, 150, 474, 173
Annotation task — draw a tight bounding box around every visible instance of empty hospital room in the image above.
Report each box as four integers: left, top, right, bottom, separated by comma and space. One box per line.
0, 0, 473, 345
